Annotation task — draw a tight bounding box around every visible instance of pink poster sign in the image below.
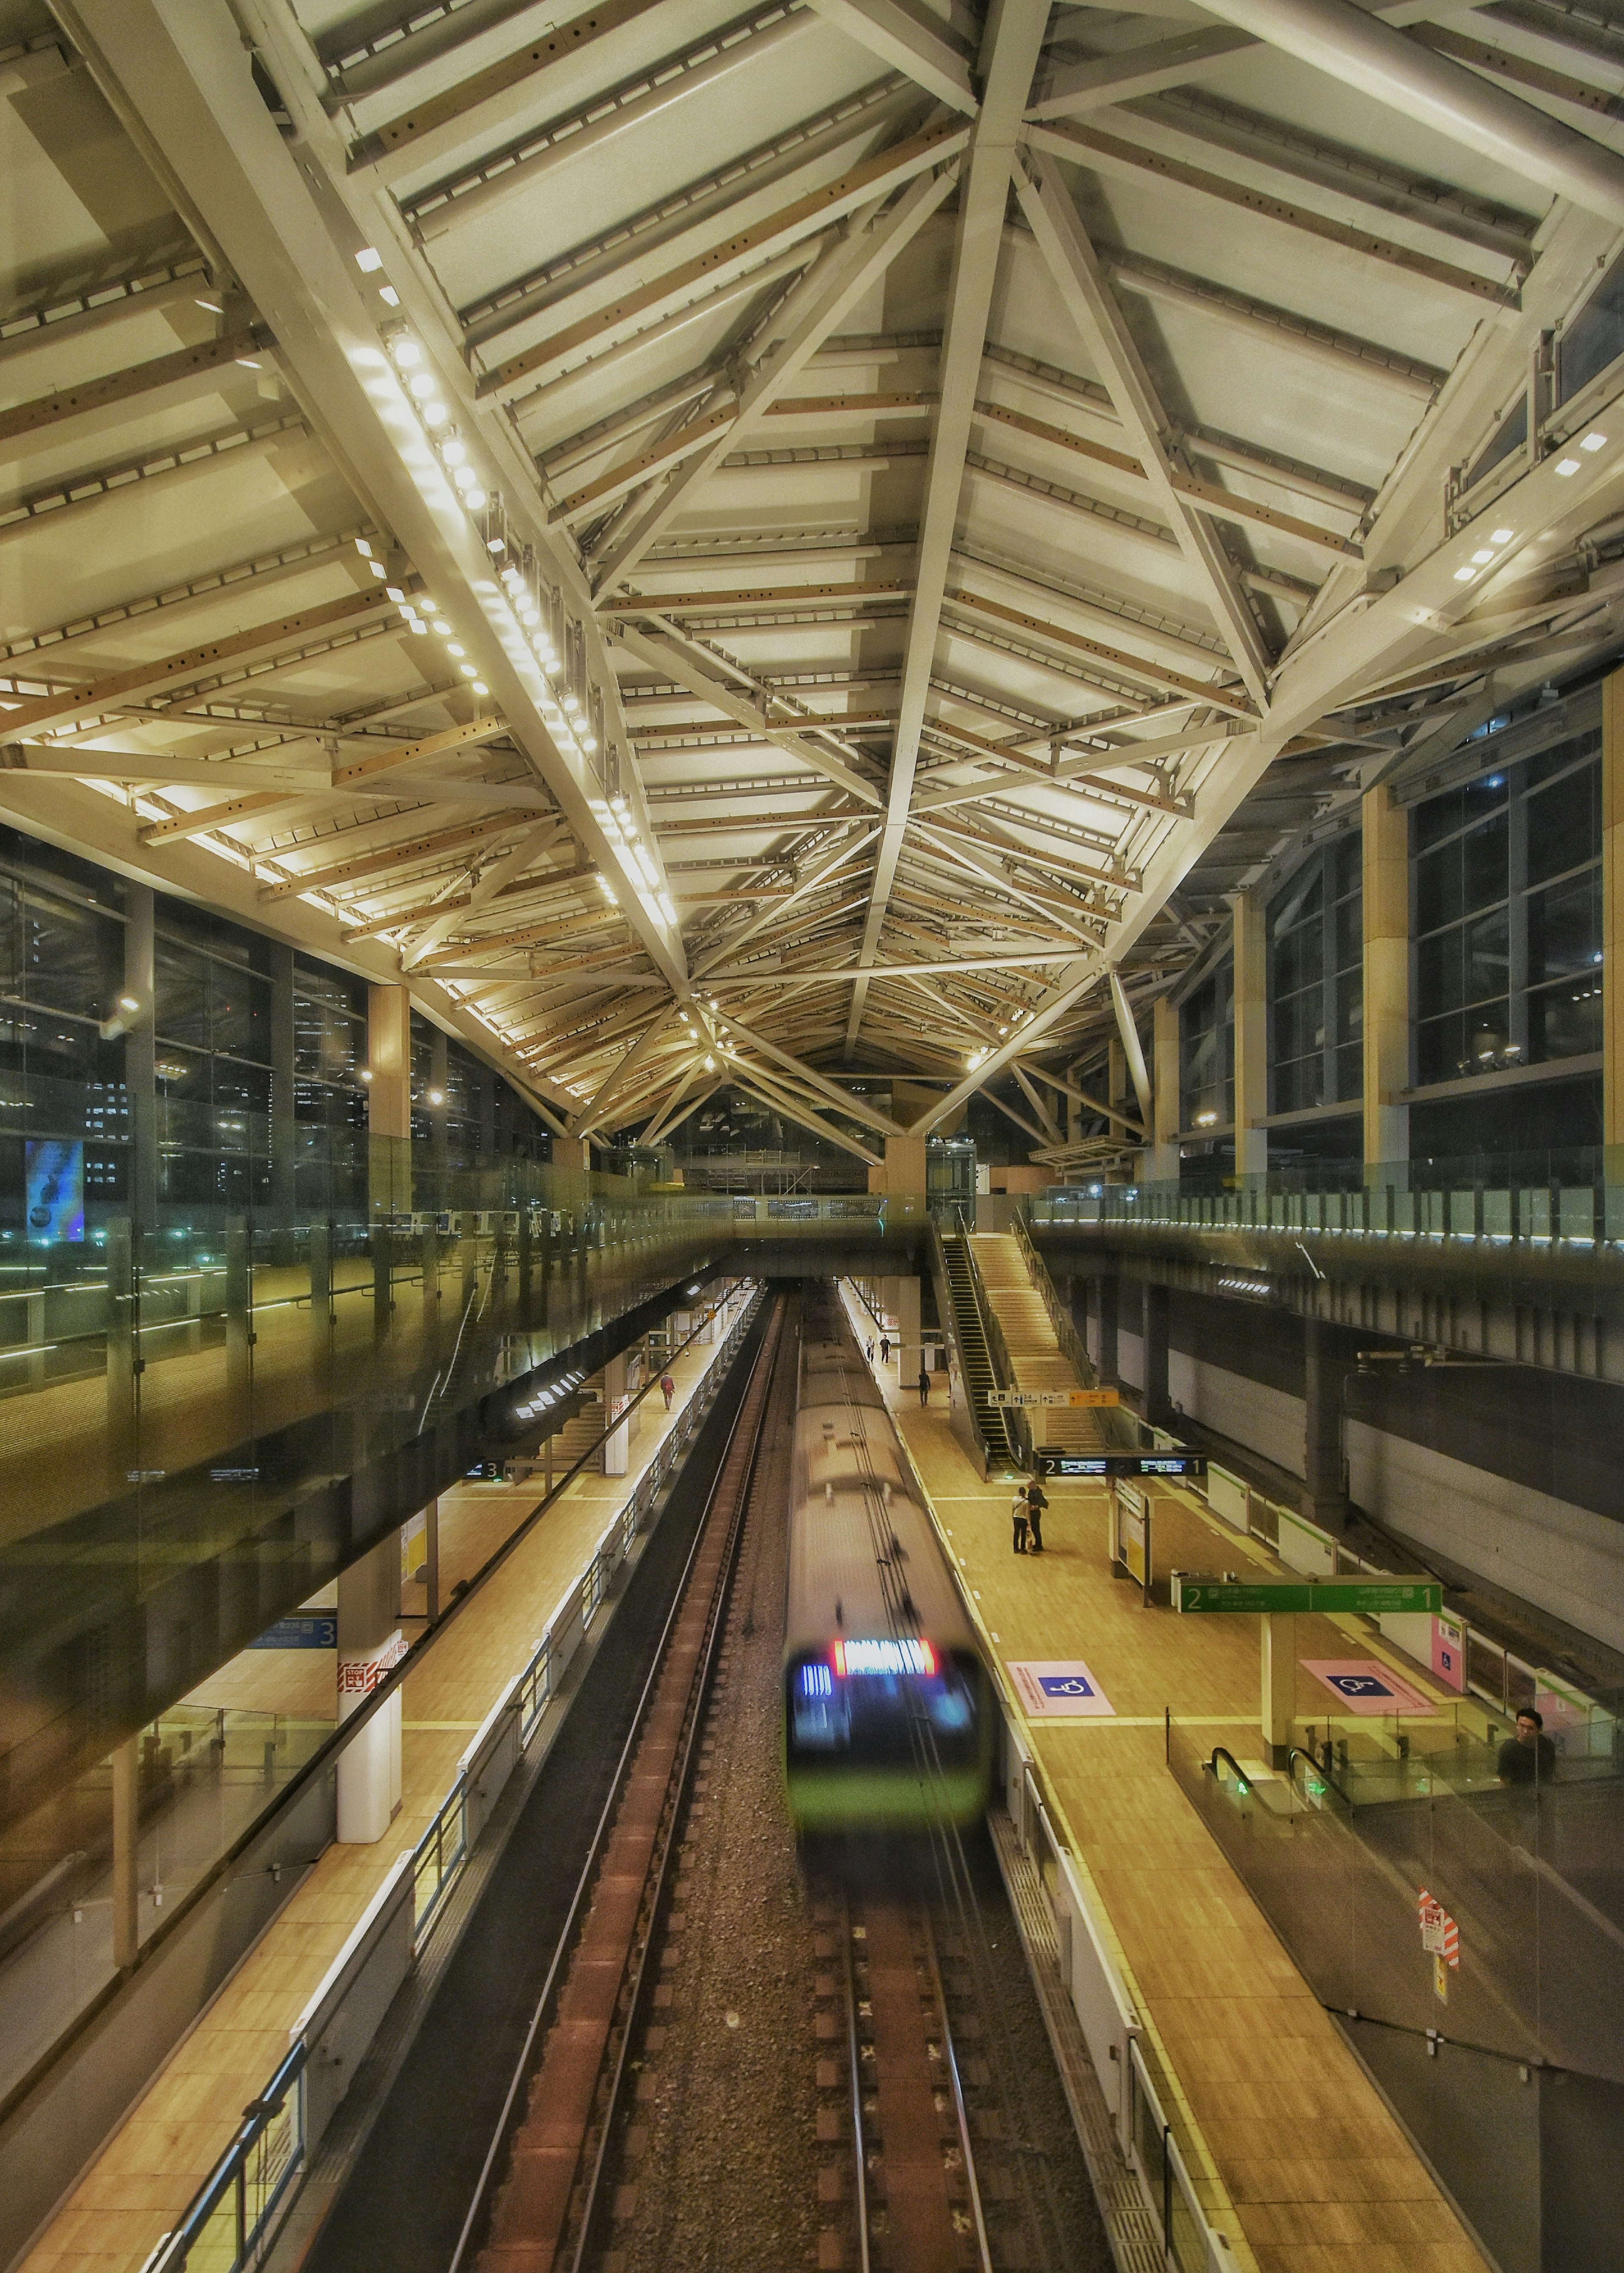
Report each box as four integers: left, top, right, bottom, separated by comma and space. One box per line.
1302, 1659, 1431, 1715
1432, 1616, 1466, 1693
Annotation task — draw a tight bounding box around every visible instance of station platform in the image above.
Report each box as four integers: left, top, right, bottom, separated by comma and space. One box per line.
14, 1317, 735, 2273
866, 1330, 1488, 2273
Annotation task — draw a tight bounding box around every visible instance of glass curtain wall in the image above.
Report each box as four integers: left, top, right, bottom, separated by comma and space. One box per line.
1412, 723, 1602, 1086
1268, 836, 1363, 1115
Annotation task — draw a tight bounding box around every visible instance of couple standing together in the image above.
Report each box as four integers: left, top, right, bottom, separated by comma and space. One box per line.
1012, 1481, 1048, 1554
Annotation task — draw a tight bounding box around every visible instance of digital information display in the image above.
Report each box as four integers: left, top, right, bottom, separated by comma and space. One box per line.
1037, 1450, 1208, 1479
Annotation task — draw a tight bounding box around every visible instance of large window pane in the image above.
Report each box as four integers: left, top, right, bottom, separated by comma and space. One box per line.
1463, 812, 1508, 913
1416, 844, 1462, 933
1527, 762, 1601, 885
1528, 871, 1602, 985
1465, 907, 1510, 1004
1417, 927, 1463, 1018
1528, 976, 1603, 1061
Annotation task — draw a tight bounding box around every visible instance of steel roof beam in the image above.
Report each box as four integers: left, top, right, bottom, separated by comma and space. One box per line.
591, 158, 962, 596
844, 0, 1052, 1054
62, 0, 688, 996
1015, 154, 1273, 703
805, 0, 980, 112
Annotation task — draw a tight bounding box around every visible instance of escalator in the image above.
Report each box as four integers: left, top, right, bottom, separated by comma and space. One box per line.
940, 1230, 1021, 1470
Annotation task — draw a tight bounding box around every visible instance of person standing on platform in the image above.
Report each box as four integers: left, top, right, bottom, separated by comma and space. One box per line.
880, 1334, 891, 1365
1498, 1707, 1557, 1787
917, 1365, 930, 1407
1010, 1484, 1030, 1555
1025, 1479, 1048, 1553
660, 1372, 675, 1412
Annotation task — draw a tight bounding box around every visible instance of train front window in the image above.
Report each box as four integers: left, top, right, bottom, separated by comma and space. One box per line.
785, 1650, 980, 1768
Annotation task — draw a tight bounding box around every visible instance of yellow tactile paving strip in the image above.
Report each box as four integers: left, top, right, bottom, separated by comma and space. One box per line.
869, 1317, 1486, 2272
16, 1327, 725, 2273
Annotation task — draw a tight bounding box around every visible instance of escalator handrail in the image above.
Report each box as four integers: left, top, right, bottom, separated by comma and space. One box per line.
1206, 1745, 1251, 1794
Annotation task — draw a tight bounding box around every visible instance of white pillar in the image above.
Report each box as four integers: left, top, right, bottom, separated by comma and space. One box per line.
337, 1535, 405, 1842
603, 1351, 631, 1476
882, 1275, 922, 1385
1261, 1613, 1297, 1766
1229, 890, 1269, 1180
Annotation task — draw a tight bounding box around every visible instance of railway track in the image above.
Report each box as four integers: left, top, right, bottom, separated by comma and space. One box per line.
450, 1295, 787, 2273
449, 1292, 1105, 2273
830, 1888, 990, 2273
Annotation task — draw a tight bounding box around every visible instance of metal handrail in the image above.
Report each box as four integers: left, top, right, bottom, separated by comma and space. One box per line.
1206, 1746, 1251, 1795
140, 1286, 767, 2273
1287, 1745, 1349, 1811
947, 1208, 1030, 1469
925, 1215, 1000, 1476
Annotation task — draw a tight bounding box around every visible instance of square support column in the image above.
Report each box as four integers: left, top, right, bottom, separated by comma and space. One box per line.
337, 1534, 404, 1843
111, 1736, 139, 1969
867, 1134, 926, 1197
1605, 667, 1624, 1171
1149, 995, 1180, 1183
1262, 1613, 1297, 1769
368, 982, 412, 1217
881, 1274, 922, 1385
1362, 783, 1410, 1179
1229, 889, 1268, 1180
124, 885, 157, 1231
1143, 1282, 1170, 1430
553, 1134, 590, 1176
1303, 1314, 1346, 1534
1097, 1274, 1119, 1385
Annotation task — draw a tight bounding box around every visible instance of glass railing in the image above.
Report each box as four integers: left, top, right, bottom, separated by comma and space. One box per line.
1031, 1155, 1624, 1258
141, 1285, 765, 2273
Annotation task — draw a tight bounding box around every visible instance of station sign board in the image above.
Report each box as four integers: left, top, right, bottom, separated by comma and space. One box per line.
1171, 1575, 1443, 1616
1038, 1451, 1208, 1479
990, 1388, 1119, 1407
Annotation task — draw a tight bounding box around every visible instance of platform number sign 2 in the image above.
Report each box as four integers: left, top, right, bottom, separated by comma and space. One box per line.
1418, 1887, 1459, 2004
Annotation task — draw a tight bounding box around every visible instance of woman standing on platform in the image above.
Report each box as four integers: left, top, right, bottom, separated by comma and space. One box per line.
1010, 1484, 1030, 1554
1025, 1480, 1047, 1553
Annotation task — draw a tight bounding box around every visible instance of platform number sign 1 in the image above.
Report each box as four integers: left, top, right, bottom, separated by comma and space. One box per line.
1418, 1887, 1459, 2004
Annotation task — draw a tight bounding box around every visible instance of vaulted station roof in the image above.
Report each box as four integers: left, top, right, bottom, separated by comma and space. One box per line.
8, 0, 1624, 1167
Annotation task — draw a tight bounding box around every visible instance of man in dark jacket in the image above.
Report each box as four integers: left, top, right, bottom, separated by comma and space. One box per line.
1497, 1708, 1557, 1786
1025, 1480, 1048, 1553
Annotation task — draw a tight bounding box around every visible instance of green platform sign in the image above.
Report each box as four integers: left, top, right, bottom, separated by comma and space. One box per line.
1171, 1576, 1443, 1616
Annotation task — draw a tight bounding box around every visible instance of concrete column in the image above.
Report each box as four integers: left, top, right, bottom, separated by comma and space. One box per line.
1303, 1315, 1345, 1534
603, 1351, 631, 1476
123, 884, 157, 1231
1229, 889, 1268, 1179
424, 1497, 440, 1623
269, 943, 295, 1224
105, 1215, 138, 1482
867, 1133, 927, 1196
337, 1535, 404, 1843
553, 1134, 591, 1175
1097, 1274, 1119, 1384
1606, 668, 1624, 1170
368, 983, 412, 1218
1143, 1282, 1170, 1429
111, 1736, 140, 1968
882, 1275, 922, 1385
1149, 995, 1180, 1183
225, 1213, 252, 1417
1262, 1613, 1297, 1767
1362, 783, 1410, 1178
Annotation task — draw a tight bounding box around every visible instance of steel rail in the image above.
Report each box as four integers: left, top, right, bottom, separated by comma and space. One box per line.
561, 1302, 790, 2272
446, 1296, 783, 2273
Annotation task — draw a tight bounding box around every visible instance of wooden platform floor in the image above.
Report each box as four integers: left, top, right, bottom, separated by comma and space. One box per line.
16, 1317, 734, 2273
870, 1337, 1487, 2273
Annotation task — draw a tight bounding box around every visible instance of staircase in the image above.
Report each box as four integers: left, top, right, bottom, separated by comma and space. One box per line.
972, 1234, 1109, 1455
940, 1233, 1021, 1470
548, 1388, 606, 1476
